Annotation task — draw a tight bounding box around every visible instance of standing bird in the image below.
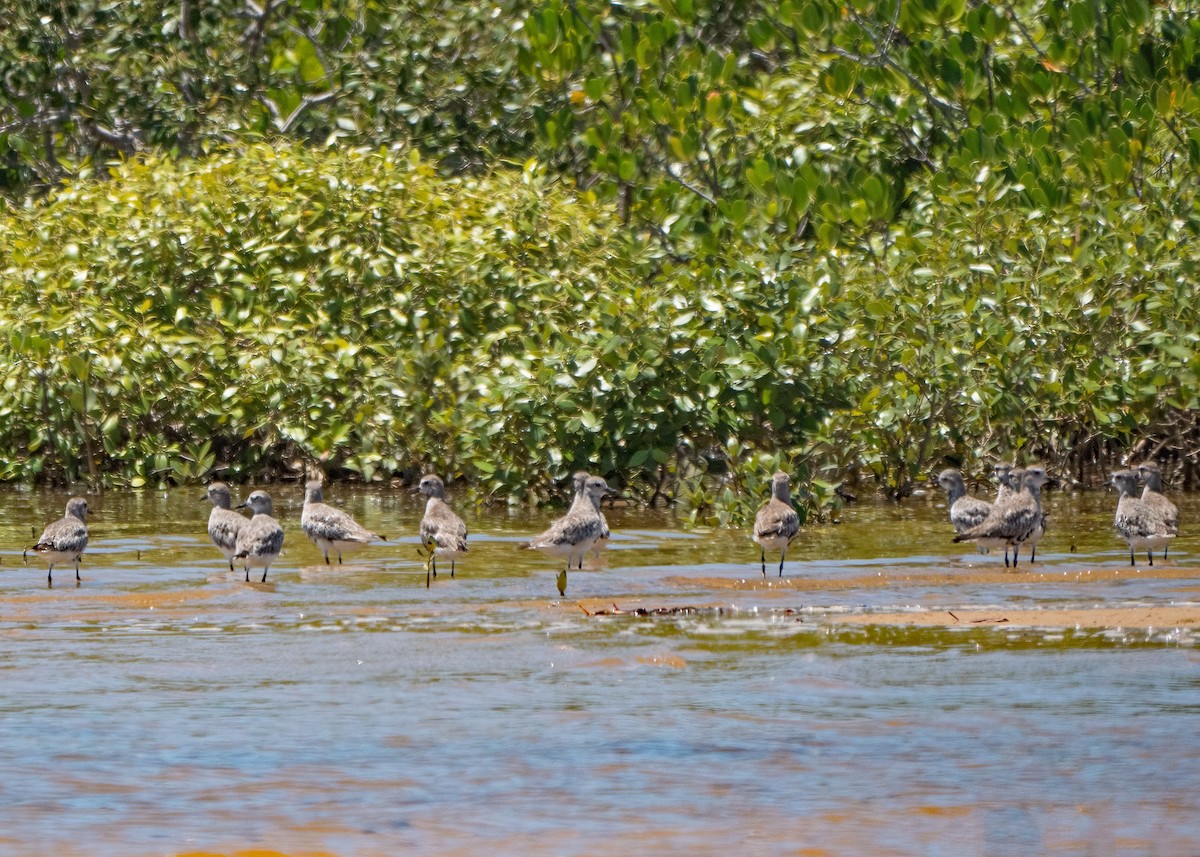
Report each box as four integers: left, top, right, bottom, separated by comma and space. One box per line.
1136, 461, 1179, 560
753, 471, 801, 578
300, 481, 386, 565
418, 474, 468, 584
1007, 467, 1047, 563
203, 482, 245, 572
937, 468, 996, 550
953, 466, 1047, 568
234, 490, 284, 582
585, 469, 612, 559
524, 473, 611, 595
25, 497, 90, 588
1111, 470, 1173, 567
992, 462, 1015, 503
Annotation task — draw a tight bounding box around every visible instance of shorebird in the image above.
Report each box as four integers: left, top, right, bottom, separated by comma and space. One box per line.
581, 469, 611, 559
937, 468, 993, 532
1007, 467, 1047, 563
938, 468, 1007, 559
234, 490, 284, 582
24, 497, 90, 587
1136, 461, 1179, 560
418, 474, 468, 583
203, 482, 245, 571
992, 462, 1015, 503
953, 466, 1047, 568
1111, 469, 1173, 567
524, 473, 611, 594
753, 471, 800, 577
301, 480, 386, 565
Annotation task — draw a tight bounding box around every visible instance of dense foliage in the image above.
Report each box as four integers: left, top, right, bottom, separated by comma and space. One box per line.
4, 0, 1200, 514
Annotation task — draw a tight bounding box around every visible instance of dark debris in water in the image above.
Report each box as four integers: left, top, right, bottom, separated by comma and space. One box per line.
582, 602, 806, 621
584, 602, 737, 617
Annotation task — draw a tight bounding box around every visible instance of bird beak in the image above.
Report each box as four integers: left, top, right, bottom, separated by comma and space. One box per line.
236, 502, 248, 510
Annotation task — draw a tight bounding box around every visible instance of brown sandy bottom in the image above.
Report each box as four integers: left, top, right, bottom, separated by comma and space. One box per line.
66, 795, 1200, 857
587, 566, 1200, 630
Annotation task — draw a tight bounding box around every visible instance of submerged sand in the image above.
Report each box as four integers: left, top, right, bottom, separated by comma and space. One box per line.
641, 565, 1200, 630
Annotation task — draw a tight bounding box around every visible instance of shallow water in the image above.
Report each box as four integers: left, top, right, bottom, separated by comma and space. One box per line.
2, 484, 1199, 856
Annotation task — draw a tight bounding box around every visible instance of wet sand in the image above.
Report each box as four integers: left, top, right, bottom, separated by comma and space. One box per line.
833, 604, 1200, 629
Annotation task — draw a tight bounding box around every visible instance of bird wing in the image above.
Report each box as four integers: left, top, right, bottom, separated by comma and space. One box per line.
236, 518, 284, 557
302, 505, 377, 543
209, 509, 243, 551
950, 497, 992, 533
529, 514, 601, 549
754, 503, 799, 541
36, 519, 88, 553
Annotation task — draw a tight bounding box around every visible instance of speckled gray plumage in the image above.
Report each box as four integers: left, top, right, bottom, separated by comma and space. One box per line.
953, 466, 1047, 567
525, 474, 610, 574
418, 474, 468, 577
576, 470, 611, 558
992, 462, 1015, 503
301, 481, 384, 564
26, 496, 90, 586
234, 490, 284, 582
1007, 468, 1046, 562
1112, 469, 1173, 567
937, 469, 993, 533
1136, 461, 1179, 555
753, 471, 800, 577
204, 482, 245, 571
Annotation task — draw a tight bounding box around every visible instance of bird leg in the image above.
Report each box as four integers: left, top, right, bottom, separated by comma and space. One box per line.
261, 569, 269, 583
450, 559, 455, 578
760, 547, 766, 578
778, 549, 785, 578
1147, 551, 1154, 567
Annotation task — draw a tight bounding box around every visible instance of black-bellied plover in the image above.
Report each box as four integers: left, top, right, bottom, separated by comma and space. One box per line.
753, 471, 800, 577
24, 497, 90, 587
300, 480, 386, 565
203, 482, 245, 571
234, 490, 284, 582
577, 469, 611, 558
524, 473, 611, 594
992, 462, 1015, 502
1006, 467, 1047, 562
418, 474, 468, 582
937, 468, 993, 532
1111, 469, 1173, 567
1136, 461, 1179, 560
938, 468, 1006, 559
953, 466, 1047, 568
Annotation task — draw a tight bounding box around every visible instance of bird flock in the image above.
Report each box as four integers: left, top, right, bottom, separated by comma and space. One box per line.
937, 460, 1179, 568
18, 461, 1183, 591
